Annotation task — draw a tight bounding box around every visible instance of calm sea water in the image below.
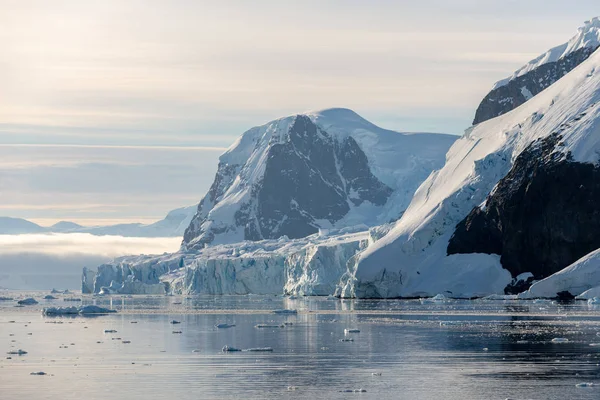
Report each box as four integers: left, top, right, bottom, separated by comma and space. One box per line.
1, 293, 600, 399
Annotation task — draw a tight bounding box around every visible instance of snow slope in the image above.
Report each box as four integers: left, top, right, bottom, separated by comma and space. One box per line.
340, 42, 600, 298
493, 17, 600, 90
518, 248, 600, 299
183, 108, 456, 248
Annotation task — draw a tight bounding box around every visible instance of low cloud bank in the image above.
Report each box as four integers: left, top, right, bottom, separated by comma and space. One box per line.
0, 233, 180, 290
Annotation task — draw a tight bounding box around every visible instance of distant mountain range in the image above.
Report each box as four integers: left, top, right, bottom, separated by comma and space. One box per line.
0, 205, 196, 237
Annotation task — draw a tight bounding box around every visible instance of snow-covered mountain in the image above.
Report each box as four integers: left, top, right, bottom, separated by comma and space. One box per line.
473, 17, 600, 124
183, 108, 457, 249
339, 26, 600, 299
0, 205, 196, 237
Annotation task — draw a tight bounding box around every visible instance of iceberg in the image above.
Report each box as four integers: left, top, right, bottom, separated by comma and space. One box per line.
42, 305, 117, 315
17, 298, 38, 305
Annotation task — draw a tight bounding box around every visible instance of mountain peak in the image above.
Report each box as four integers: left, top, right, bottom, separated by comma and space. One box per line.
493, 17, 600, 90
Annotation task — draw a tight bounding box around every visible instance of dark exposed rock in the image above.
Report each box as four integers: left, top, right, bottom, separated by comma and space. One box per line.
504, 275, 536, 295
556, 291, 576, 301
473, 46, 599, 125
448, 133, 600, 280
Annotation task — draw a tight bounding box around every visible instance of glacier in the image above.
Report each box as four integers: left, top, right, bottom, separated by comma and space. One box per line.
83, 227, 369, 296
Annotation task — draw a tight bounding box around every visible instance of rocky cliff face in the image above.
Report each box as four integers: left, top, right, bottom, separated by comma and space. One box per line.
447, 132, 600, 280
473, 47, 598, 124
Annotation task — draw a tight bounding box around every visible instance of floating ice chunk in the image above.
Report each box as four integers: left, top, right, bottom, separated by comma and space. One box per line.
482, 294, 518, 300
287, 386, 298, 391
272, 309, 297, 315
431, 294, 447, 302
170, 320, 181, 324
30, 372, 46, 376
482, 348, 489, 351
244, 347, 273, 352
63, 298, 82, 302
192, 349, 201, 353
172, 331, 182, 334
576, 382, 596, 388
589, 343, 600, 347
326, 296, 337, 301
588, 297, 600, 305
551, 338, 569, 343
255, 324, 284, 329
215, 323, 236, 329
0, 296, 14, 301
339, 338, 354, 342
222, 345, 241, 352
287, 295, 298, 300
122, 340, 131, 344
104, 329, 117, 333
344, 329, 360, 334
43, 305, 116, 315
44, 295, 57, 300
7, 349, 27, 355
17, 298, 38, 305
533, 299, 551, 304
283, 322, 293, 326
372, 372, 382, 376
340, 389, 367, 393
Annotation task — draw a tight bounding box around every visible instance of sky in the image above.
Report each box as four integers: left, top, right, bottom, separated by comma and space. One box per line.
1, 0, 599, 225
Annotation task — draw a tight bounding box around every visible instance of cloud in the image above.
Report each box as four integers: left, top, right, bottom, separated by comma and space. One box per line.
0, 144, 220, 224
0, 233, 181, 257
0, 233, 181, 290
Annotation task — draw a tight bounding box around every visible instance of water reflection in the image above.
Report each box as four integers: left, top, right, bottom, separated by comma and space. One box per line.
1, 294, 599, 399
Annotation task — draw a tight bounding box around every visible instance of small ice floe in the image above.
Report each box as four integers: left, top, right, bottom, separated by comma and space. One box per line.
551, 338, 569, 343
30, 372, 46, 376
170, 320, 181, 324
575, 382, 596, 388
272, 309, 297, 315
255, 324, 284, 329
43, 295, 57, 300
43, 305, 116, 316
439, 321, 462, 327
287, 386, 299, 391
122, 340, 131, 344
172, 331, 182, 334
588, 297, 600, 305
372, 372, 382, 376
0, 296, 14, 301
339, 338, 354, 342
340, 389, 367, 393
192, 349, 201, 353
482, 348, 489, 351
215, 323, 236, 329
7, 349, 27, 355
283, 322, 293, 326
589, 343, 600, 347
244, 347, 273, 352
326, 295, 337, 301
222, 345, 242, 352
104, 329, 117, 333
287, 295, 298, 300
17, 298, 38, 305
344, 329, 360, 334
63, 298, 82, 302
